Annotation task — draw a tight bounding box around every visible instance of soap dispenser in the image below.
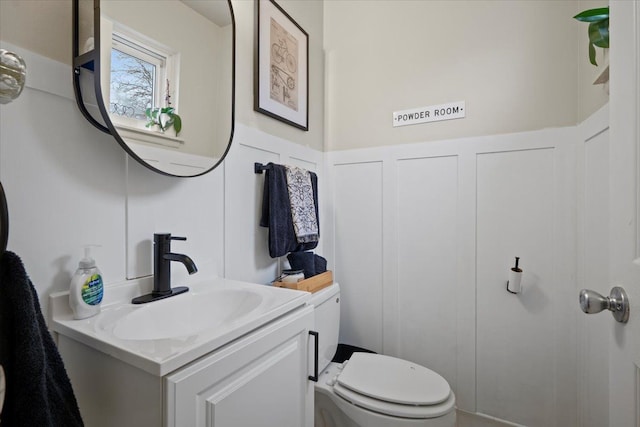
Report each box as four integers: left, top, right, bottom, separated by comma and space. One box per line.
69, 246, 104, 319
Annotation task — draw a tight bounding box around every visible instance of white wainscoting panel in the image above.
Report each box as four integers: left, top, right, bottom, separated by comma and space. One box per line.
475, 148, 556, 426
126, 159, 224, 282
0, 48, 127, 319
127, 121, 325, 290
329, 126, 579, 426
396, 155, 458, 387
333, 161, 384, 352
224, 140, 280, 284
223, 123, 324, 285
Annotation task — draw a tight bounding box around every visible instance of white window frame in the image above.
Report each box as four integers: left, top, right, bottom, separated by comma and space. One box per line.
101, 19, 181, 141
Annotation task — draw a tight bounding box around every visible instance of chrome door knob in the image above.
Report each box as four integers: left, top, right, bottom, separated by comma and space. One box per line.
579, 289, 610, 314
579, 287, 630, 323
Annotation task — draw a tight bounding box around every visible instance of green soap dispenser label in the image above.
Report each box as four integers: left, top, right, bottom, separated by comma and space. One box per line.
81, 274, 104, 305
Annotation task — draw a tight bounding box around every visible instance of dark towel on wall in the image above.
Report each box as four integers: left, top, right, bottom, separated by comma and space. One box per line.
0, 251, 84, 427
260, 163, 319, 258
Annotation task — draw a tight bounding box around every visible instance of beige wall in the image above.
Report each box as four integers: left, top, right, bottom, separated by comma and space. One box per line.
0, 0, 325, 152
0, 1, 607, 153
232, 0, 324, 150
0, 1, 71, 65
323, 0, 608, 151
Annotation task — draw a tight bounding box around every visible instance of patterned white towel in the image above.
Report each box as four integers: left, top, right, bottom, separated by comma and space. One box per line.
285, 166, 319, 243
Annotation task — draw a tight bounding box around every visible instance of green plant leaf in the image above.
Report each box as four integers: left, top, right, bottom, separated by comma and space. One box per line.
574, 7, 609, 22
173, 115, 182, 136
597, 19, 609, 48
588, 20, 609, 48
575, 8, 609, 67
589, 42, 598, 66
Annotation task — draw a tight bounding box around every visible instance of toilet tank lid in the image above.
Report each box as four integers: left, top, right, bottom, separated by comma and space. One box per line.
337, 353, 451, 406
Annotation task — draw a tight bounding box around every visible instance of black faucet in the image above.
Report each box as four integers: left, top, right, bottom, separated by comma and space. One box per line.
132, 233, 198, 304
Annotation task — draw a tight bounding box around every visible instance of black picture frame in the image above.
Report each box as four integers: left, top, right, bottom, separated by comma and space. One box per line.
254, 0, 309, 131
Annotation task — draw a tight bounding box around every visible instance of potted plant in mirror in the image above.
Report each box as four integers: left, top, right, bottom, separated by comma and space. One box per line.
145, 106, 182, 137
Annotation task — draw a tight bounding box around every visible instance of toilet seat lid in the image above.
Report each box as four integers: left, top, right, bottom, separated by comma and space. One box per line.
333, 382, 455, 419
337, 353, 451, 406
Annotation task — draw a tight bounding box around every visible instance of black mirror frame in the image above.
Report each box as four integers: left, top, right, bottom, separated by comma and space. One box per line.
72, 0, 236, 178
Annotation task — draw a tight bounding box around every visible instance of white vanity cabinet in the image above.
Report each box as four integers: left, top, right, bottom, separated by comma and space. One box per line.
166, 305, 314, 427
53, 282, 315, 427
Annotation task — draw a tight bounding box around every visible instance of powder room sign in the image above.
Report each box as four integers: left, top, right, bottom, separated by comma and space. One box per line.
393, 101, 465, 127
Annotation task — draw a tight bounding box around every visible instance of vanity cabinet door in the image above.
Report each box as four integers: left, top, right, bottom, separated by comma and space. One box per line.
165, 305, 314, 427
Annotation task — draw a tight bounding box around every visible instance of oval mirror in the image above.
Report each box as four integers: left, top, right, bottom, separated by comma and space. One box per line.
72, 0, 235, 177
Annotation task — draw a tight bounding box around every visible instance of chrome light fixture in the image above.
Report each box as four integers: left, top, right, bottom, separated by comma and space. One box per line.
0, 49, 27, 105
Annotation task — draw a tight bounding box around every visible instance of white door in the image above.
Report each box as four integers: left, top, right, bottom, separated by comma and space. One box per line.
608, 1, 640, 425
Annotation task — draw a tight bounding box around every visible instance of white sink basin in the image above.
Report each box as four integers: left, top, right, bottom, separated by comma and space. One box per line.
97, 288, 264, 340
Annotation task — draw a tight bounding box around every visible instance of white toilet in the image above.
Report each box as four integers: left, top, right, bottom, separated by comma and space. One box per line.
311, 283, 456, 427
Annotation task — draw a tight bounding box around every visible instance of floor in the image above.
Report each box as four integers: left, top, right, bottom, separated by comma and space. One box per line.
456, 410, 525, 427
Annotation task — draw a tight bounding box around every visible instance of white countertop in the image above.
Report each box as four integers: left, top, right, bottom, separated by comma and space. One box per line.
50, 276, 310, 376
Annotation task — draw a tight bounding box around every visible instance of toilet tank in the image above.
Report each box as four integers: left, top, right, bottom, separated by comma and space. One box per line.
309, 283, 340, 372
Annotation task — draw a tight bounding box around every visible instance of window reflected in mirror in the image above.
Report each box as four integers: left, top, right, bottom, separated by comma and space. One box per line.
110, 44, 158, 121
103, 22, 182, 140
73, 0, 234, 177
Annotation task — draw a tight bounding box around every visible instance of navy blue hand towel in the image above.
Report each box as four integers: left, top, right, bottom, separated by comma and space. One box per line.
0, 251, 83, 427
287, 251, 316, 278
314, 254, 327, 275
260, 163, 319, 258
287, 251, 328, 278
